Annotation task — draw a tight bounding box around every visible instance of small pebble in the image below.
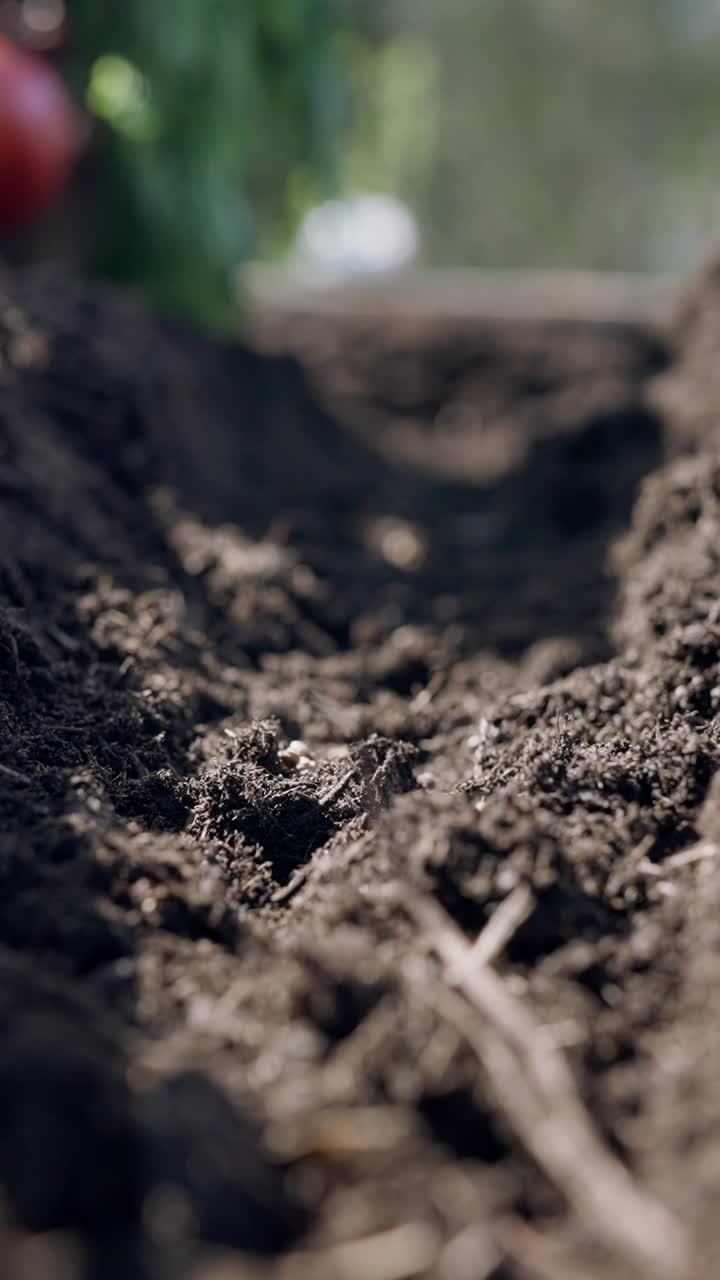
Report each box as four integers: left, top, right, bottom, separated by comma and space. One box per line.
416, 771, 436, 789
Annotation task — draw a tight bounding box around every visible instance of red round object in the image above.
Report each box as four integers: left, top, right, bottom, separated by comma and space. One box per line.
0, 36, 81, 231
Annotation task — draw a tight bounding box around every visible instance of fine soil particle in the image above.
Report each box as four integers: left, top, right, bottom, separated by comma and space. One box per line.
2, 259, 720, 1278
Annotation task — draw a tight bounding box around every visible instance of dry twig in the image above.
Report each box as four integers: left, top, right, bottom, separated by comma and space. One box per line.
0, 762, 31, 785
406, 894, 690, 1280
466, 882, 535, 968
271, 862, 313, 904
663, 840, 720, 871
318, 767, 358, 809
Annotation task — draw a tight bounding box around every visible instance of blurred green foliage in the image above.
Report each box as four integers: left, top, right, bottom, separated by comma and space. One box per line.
65, 0, 720, 328
368, 0, 720, 273
67, 0, 343, 328
331, 30, 436, 200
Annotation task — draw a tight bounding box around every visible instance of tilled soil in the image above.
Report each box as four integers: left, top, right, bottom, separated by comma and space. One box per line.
1, 258, 720, 1279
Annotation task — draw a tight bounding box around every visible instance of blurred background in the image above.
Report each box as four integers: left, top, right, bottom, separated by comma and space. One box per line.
3, 0, 720, 328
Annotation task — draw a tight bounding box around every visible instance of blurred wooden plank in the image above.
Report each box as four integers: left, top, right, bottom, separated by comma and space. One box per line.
246, 265, 679, 328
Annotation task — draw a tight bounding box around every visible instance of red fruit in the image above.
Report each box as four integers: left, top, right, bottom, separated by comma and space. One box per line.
0, 36, 81, 231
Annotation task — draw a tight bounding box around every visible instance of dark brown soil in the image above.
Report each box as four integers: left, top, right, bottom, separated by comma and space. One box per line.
1, 257, 720, 1280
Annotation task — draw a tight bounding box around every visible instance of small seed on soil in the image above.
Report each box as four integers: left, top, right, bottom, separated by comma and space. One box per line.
365, 516, 427, 571
279, 739, 315, 770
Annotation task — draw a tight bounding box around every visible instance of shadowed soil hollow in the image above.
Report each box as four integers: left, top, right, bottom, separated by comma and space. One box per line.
2, 260, 720, 1279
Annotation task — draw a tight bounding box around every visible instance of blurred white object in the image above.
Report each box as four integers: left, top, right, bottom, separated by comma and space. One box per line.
293, 192, 420, 282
